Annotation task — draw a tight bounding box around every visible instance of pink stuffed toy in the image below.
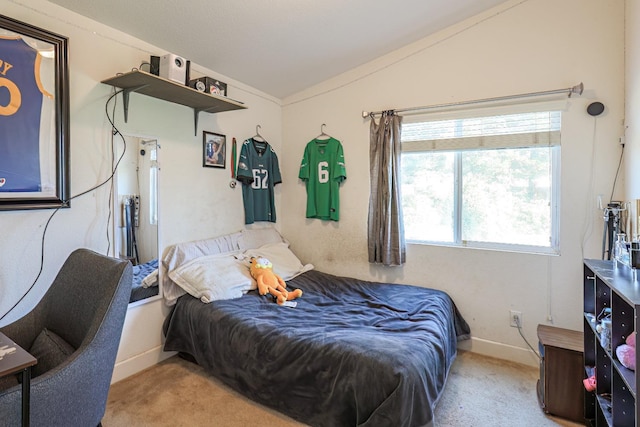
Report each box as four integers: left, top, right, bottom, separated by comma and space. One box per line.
616, 332, 636, 371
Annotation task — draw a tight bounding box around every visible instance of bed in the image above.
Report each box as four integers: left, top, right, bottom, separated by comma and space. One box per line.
161, 228, 470, 427
129, 258, 159, 303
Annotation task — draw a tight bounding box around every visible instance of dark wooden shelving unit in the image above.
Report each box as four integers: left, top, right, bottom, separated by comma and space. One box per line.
101, 70, 247, 135
583, 259, 640, 427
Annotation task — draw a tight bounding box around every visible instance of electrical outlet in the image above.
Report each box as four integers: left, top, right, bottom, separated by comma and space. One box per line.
510, 310, 522, 328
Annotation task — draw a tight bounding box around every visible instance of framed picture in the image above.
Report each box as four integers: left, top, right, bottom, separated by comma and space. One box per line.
203, 131, 226, 169
0, 14, 70, 210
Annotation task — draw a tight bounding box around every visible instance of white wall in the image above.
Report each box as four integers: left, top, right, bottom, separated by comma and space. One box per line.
626, 1, 640, 211
280, 0, 625, 366
0, 0, 282, 380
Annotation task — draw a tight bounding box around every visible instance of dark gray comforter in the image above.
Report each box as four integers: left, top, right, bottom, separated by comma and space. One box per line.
163, 269, 470, 427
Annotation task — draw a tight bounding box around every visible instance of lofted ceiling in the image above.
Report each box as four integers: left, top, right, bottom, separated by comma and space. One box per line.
48, 0, 508, 99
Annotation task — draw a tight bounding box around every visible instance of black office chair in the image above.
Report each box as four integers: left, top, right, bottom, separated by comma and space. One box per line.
0, 248, 132, 426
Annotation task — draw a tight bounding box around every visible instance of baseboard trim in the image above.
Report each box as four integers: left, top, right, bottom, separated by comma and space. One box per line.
111, 346, 176, 384
111, 337, 538, 384
458, 336, 540, 367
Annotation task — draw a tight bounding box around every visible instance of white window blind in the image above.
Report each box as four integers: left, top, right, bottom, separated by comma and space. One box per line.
402, 111, 561, 152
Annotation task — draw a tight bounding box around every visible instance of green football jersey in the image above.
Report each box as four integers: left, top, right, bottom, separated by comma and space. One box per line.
298, 137, 346, 221
237, 138, 282, 224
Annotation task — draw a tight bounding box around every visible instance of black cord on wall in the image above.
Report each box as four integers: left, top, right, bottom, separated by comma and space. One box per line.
0, 88, 127, 323
609, 143, 625, 203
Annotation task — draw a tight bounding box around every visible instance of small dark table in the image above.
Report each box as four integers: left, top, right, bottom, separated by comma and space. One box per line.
0, 332, 37, 427
536, 324, 584, 423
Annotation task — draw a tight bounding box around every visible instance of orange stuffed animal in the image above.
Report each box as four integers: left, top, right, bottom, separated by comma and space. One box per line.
249, 256, 302, 305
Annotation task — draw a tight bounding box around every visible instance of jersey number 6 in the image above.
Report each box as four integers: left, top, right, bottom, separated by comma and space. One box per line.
318, 161, 329, 184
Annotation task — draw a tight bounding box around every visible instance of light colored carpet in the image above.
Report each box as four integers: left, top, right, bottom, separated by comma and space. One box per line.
103, 350, 585, 426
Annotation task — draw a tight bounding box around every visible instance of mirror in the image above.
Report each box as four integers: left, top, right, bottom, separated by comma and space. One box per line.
114, 135, 160, 304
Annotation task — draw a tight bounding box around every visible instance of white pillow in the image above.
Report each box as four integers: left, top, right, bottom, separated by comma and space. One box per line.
239, 227, 286, 250
244, 242, 314, 280
168, 252, 255, 303
141, 270, 158, 288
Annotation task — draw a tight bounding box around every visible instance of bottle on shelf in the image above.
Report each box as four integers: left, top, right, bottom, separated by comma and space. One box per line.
614, 233, 630, 267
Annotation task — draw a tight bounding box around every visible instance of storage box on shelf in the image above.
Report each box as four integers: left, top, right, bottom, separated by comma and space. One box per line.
583, 259, 640, 427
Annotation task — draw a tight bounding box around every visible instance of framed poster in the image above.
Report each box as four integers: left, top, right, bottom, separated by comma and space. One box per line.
203, 131, 226, 169
0, 14, 70, 210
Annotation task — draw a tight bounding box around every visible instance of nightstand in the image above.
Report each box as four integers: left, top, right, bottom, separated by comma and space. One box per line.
536, 324, 585, 423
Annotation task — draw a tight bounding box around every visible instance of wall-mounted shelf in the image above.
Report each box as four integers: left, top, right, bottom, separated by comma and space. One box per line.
101, 70, 247, 135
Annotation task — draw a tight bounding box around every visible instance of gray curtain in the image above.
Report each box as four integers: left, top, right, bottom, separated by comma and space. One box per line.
368, 110, 406, 266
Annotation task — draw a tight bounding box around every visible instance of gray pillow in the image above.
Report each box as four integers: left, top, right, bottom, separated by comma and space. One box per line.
29, 328, 75, 378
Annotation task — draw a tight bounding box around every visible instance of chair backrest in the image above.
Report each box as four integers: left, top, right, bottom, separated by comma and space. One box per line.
41, 248, 132, 350
0, 248, 133, 426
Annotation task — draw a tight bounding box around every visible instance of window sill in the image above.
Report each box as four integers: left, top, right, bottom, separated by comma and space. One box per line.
407, 240, 560, 256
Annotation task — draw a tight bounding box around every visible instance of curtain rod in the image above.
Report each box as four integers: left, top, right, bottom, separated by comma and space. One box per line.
361, 82, 584, 119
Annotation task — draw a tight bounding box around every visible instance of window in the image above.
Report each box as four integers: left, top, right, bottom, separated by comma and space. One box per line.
401, 109, 561, 254
149, 146, 158, 225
